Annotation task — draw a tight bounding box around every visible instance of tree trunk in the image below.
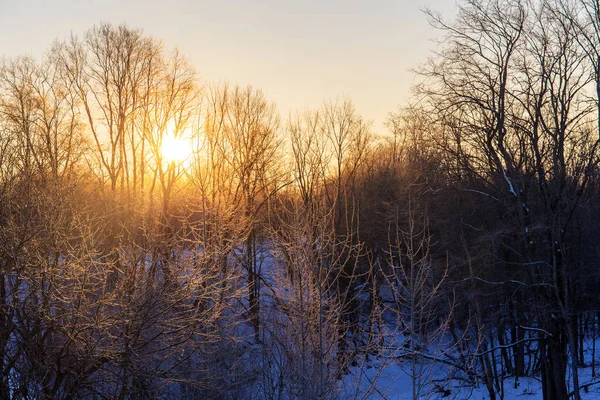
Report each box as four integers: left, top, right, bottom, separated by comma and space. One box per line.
512, 296, 525, 378
541, 328, 568, 400
247, 230, 260, 338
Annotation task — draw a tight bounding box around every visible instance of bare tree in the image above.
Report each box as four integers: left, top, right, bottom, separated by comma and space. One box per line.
383, 200, 451, 400
200, 82, 282, 337
421, 1, 600, 398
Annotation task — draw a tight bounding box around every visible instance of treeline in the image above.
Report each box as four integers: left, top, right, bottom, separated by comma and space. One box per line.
2, 0, 600, 399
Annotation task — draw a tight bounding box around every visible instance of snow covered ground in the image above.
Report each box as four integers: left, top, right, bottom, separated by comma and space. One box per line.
257, 245, 600, 399
342, 356, 600, 399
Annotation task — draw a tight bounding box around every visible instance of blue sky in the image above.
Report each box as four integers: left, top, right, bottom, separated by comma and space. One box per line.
0, 0, 457, 131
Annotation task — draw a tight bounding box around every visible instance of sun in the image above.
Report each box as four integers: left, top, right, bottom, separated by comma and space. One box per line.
161, 134, 192, 166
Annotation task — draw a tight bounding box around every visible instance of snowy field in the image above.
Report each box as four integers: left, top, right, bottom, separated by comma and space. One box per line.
340, 354, 600, 399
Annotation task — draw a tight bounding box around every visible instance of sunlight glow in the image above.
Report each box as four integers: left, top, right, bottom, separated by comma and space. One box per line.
161, 134, 192, 166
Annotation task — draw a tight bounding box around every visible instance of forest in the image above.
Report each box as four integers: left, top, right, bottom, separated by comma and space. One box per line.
3, 0, 600, 398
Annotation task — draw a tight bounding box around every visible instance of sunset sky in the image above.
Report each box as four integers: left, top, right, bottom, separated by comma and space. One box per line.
0, 0, 457, 132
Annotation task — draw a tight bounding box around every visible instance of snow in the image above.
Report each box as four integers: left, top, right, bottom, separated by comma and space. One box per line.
342, 360, 600, 399
339, 346, 600, 399
245, 243, 600, 399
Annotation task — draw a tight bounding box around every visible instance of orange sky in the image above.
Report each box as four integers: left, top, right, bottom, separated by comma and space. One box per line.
0, 0, 457, 133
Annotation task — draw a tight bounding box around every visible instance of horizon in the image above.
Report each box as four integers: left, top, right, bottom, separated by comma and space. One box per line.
0, 0, 458, 132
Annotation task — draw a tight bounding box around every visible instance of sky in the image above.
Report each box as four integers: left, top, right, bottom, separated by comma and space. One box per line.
0, 0, 458, 133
